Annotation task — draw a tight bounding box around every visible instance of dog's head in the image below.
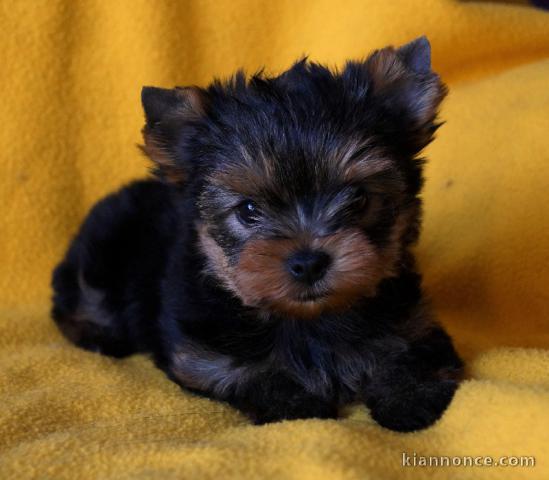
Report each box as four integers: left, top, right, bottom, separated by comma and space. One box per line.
141, 36, 446, 318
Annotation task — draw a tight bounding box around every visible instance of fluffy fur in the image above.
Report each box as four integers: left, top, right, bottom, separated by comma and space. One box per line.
52, 36, 463, 430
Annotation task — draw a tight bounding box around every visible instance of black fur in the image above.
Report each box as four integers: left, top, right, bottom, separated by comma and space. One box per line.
52, 37, 462, 430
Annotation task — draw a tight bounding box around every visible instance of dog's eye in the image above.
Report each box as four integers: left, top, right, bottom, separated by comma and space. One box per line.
352, 187, 369, 211
236, 200, 260, 225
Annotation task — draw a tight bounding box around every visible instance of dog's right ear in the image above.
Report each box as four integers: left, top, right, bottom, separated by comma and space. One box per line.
140, 86, 207, 184
369, 37, 447, 153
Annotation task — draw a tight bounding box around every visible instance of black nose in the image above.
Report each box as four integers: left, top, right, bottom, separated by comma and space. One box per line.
286, 250, 331, 285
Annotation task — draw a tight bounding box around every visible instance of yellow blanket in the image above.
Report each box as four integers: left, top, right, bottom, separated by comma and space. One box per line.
2, 1, 549, 478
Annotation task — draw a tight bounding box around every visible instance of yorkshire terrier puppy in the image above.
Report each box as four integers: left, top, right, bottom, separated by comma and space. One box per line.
52, 36, 463, 431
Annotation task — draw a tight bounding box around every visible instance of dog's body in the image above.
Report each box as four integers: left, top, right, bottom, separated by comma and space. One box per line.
52, 37, 463, 430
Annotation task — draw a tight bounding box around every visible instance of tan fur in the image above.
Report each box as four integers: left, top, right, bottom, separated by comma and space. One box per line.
208, 161, 275, 198
196, 213, 413, 319
367, 47, 408, 91
367, 46, 447, 125
140, 134, 186, 184
342, 149, 394, 183
196, 222, 241, 297
210, 142, 395, 198
176, 86, 207, 117
140, 87, 207, 184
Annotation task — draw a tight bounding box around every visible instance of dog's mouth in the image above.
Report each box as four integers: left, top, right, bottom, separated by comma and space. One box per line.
294, 290, 330, 303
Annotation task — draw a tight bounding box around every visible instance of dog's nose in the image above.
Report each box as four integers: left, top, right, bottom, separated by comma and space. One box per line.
286, 250, 331, 285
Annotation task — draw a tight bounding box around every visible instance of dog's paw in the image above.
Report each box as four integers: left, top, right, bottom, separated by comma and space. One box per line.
367, 380, 458, 432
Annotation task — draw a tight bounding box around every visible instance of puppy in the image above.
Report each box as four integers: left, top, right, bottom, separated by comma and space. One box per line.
52, 36, 463, 430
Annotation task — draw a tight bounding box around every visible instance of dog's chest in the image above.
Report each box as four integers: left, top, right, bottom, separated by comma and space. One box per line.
273, 335, 372, 398
170, 330, 372, 401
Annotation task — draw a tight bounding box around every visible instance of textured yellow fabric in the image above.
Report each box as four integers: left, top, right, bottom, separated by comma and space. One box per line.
1, 1, 549, 478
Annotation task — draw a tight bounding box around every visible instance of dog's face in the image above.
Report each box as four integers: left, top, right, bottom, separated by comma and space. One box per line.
141, 37, 446, 318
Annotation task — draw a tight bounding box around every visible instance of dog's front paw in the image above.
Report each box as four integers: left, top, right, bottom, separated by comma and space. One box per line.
248, 397, 338, 425
366, 380, 458, 432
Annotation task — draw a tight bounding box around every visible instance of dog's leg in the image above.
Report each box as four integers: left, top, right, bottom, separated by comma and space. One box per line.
51, 180, 176, 358
225, 371, 338, 425
52, 261, 136, 357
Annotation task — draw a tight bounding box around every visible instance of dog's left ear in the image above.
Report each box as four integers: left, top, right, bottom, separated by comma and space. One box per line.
140, 86, 207, 184
365, 36, 447, 152
397, 35, 432, 76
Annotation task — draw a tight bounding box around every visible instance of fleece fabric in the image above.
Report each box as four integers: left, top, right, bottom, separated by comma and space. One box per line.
1, 1, 549, 478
